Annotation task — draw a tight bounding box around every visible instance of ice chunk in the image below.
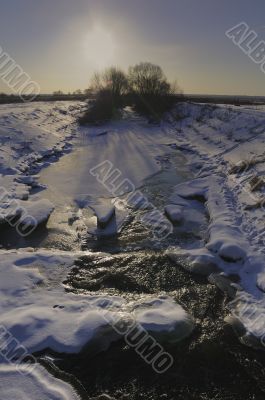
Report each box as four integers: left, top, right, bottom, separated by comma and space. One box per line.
19, 199, 54, 227
92, 205, 116, 228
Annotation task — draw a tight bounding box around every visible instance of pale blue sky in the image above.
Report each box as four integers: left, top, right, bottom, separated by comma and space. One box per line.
0, 0, 265, 94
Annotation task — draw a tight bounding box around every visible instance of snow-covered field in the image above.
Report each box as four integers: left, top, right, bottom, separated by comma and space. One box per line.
0, 100, 265, 397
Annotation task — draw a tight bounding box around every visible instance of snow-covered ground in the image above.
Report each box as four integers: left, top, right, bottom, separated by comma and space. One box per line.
0, 101, 80, 229
0, 364, 81, 400
164, 102, 265, 347
0, 100, 265, 396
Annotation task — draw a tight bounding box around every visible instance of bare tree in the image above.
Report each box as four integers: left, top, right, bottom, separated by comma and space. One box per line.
80, 63, 182, 124
91, 67, 128, 100
169, 80, 183, 96
80, 67, 127, 124
128, 62, 170, 96
127, 62, 182, 116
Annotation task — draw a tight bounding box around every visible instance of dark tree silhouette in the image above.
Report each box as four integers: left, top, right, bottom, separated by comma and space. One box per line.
128, 62, 170, 96
127, 62, 182, 117
79, 63, 182, 124
92, 67, 128, 103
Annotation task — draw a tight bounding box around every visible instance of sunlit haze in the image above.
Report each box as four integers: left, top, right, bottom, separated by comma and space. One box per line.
0, 0, 265, 95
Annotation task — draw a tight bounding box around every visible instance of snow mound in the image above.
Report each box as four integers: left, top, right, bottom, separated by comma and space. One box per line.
0, 250, 123, 354
167, 247, 220, 276
19, 199, 55, 227
0, 260, 43, 296
206, 177, 248, 261
1, 302, 119, 354
164, 205, 183, 223
134, 297, 194, 342
172, 176, 248, 262
0, 251, 194, 357
0, 365, 80, 400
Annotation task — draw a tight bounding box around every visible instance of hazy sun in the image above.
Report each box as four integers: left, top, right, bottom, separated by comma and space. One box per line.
83, 25, 116, 69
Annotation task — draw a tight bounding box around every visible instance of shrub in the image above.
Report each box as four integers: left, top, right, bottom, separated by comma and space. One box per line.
92, 67, 127, 104
79, 67, 128, 125
128, 62, 182, 118
79, 89, 118, 125
128, 62, 169, 96
79, 63, 183, 124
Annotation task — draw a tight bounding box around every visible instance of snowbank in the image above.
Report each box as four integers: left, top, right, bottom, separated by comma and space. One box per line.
0, 251, 194, 357
0, 365, 80, 400
165, 103, 265, 346
171, 176, 248, 262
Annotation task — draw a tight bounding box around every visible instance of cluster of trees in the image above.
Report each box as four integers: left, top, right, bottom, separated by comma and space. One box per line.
79, 62, 183, 124
52, 89, 92, 96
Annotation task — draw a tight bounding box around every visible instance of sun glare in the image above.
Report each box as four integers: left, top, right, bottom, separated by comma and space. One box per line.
83, 25, 116, 69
